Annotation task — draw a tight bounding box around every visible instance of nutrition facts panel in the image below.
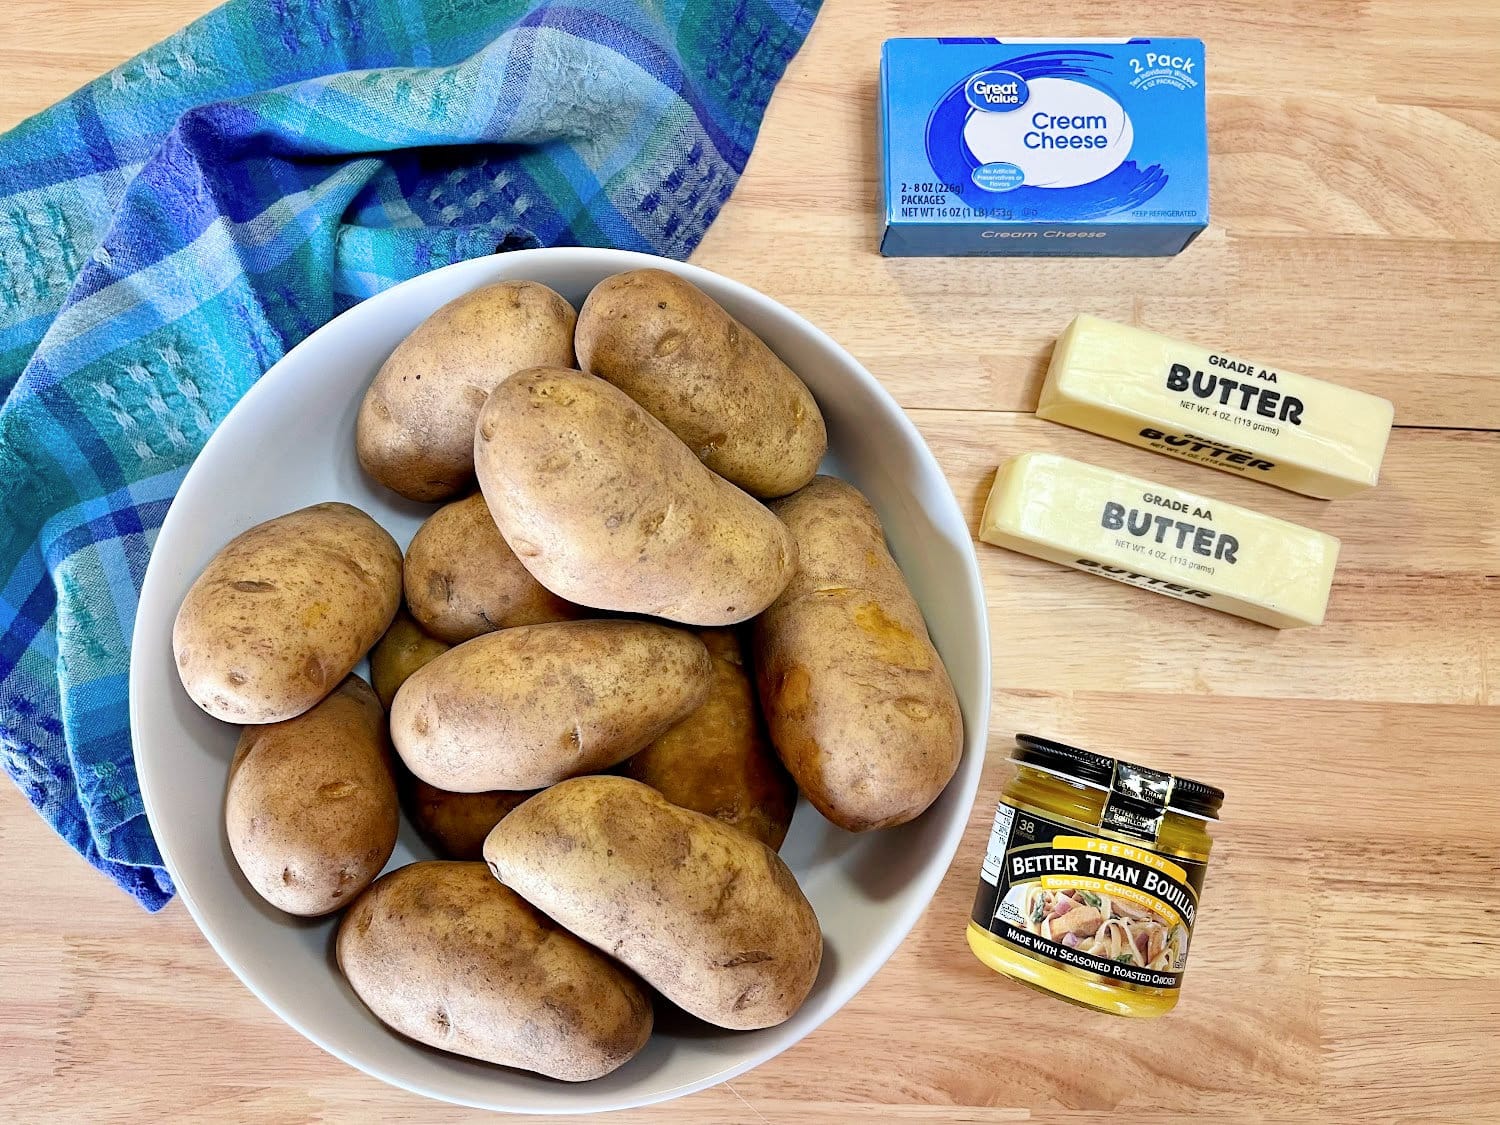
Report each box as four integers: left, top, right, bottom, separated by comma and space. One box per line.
979, 802, 1016, 886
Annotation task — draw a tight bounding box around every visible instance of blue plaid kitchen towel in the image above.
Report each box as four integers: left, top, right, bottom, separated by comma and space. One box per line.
0, 0, 821, 909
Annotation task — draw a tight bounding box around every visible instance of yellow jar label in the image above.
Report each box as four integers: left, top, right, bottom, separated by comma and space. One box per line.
972, 800, 1206, 990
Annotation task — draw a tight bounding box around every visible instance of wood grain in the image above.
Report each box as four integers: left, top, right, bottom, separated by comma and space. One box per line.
2, 0, 1499, 1121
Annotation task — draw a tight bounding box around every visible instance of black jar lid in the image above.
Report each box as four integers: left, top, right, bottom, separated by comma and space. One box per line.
1013, 734, 1225, 821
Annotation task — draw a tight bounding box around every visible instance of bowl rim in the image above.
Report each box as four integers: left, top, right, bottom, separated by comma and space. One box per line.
130, 246, 991, 1113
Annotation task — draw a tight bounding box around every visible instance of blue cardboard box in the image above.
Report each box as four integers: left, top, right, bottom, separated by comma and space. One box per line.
879, 38, 1208, 256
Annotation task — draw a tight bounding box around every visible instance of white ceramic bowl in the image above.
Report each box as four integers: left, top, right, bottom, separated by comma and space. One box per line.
130, 248, 990, 1113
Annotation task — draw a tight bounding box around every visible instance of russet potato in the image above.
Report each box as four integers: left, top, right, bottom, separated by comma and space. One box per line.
225, 676, 398, 916
173, 502, 401, 724
484, 776, 822, 1031
337, 861, 652, 1081
391, 619, 712, 792
625, 628, 796, 849
752, 476, 963, 832
474, 366, 795, 626
356, 280, 576, 501
575, 269, 826, 498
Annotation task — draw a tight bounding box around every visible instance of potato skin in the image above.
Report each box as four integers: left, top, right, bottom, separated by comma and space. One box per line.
356, 281, 576, 501
484, 776, 822, 1031
391, 620, 712, 791
369, 613, 526, 854
575, 269, 826, 498
752, 477, 963, 832
173, 502, 402, 724
369, 609, 450, 710
225, 676, 398, 916
404, 493, 580, 643
625, 629, 796, 850
370, 614, 525, 861
337, 862, 652, 1081
407, 779, 530, 861
474, 367, 796, 626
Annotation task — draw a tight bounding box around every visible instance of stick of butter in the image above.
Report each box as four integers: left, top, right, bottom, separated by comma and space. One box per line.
1037, 315, 1395, 499
979, 452, 1341, 628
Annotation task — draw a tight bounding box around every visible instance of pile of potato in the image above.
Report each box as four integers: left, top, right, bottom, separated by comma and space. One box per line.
172, 269, 963, 1082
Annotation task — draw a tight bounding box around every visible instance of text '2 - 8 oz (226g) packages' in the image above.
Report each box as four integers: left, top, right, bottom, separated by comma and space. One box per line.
879, 38, 1208, 257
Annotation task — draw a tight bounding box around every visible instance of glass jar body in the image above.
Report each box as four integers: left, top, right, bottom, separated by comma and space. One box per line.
967, 763, 1216, 1018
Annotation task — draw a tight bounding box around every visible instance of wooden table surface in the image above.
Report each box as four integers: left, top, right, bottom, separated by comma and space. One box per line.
4, 2, 1498, 1121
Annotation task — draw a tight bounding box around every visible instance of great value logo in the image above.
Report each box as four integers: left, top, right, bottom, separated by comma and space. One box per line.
964, 70, 1029, 112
